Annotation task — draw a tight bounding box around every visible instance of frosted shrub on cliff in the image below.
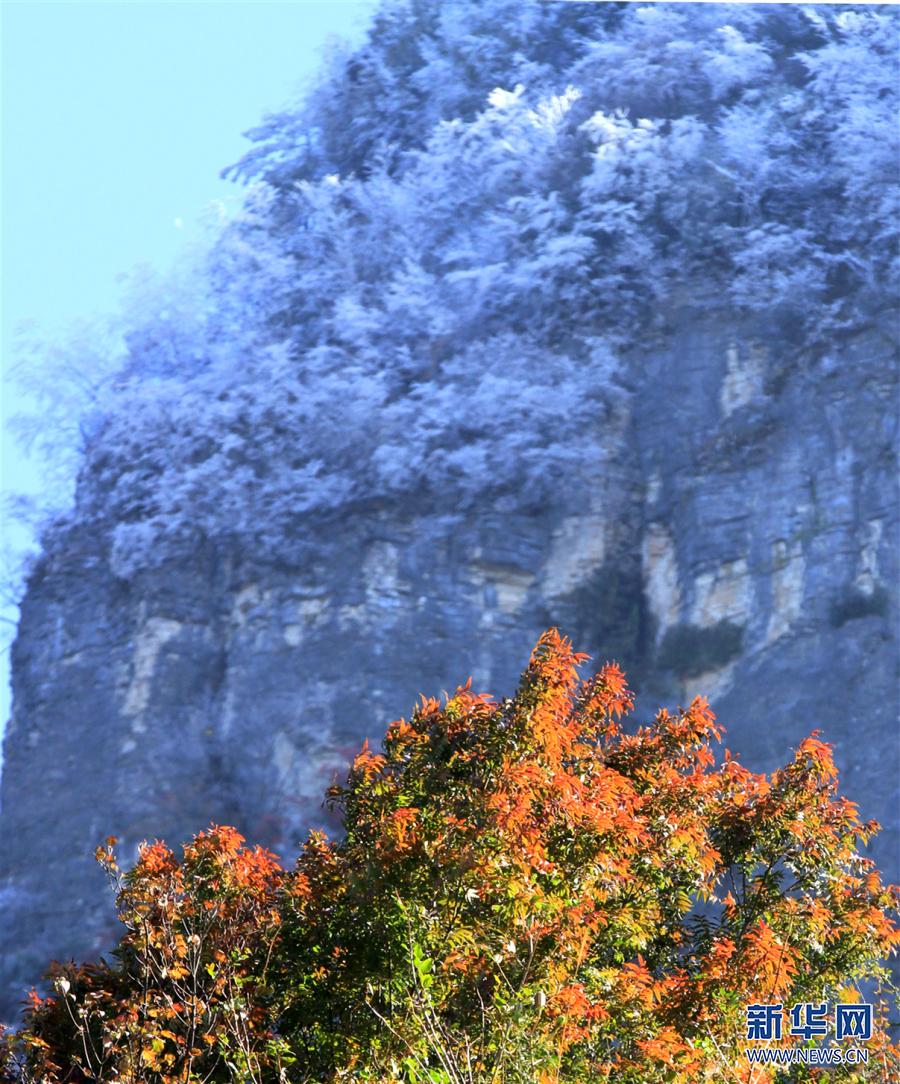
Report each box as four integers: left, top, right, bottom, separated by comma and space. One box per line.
89, 83, 630, 572
10, 2, 898, 573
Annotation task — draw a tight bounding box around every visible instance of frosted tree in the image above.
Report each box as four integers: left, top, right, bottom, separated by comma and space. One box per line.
7, 1, 897, 580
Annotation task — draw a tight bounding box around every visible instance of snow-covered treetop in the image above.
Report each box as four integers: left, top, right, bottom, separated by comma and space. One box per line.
11, 2, 899, 575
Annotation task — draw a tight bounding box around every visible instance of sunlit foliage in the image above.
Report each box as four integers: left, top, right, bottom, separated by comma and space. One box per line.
5, 632, 898, 1082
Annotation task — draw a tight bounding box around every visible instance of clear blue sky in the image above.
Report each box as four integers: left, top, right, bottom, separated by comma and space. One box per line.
0, 0, 376, 754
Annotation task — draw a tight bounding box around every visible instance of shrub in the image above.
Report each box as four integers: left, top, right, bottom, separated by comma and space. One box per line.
14, 827, 285, 1084
656, 620, 743, 679
830, 588, 889, 629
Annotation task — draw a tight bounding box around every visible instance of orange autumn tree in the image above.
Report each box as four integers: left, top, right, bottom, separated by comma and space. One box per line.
7, 630, 899, 1083
274, 630, 899, 1082
12, 827, 285, 1084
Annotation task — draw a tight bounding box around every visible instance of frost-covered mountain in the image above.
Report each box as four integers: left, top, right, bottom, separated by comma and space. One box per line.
17, 1, 894, 570
1, 2, 897, 1020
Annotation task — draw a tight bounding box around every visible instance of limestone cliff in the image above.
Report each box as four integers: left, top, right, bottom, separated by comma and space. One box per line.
1, 1, 897, 1021
2, 310, 896, 1019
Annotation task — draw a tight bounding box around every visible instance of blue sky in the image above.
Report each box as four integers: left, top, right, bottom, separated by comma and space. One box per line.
1, 0, 375, 750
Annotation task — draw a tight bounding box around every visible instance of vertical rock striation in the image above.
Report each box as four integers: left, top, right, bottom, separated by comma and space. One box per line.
1, 312, 896, 1020
1, 0, 897, 1023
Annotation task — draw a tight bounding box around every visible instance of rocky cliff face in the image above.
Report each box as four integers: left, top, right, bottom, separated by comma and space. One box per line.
3, 0, 897, 1024
2, 310, 896, 1020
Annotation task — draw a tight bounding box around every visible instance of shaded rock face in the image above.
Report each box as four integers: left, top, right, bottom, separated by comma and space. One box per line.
1, 314, 897, 1019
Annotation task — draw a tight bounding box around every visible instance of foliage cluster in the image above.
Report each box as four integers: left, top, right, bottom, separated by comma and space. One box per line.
656, 621, 744, 680
6, 827, 284, 1084
3, 632, 898, 1082
9, 4, 897, 573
